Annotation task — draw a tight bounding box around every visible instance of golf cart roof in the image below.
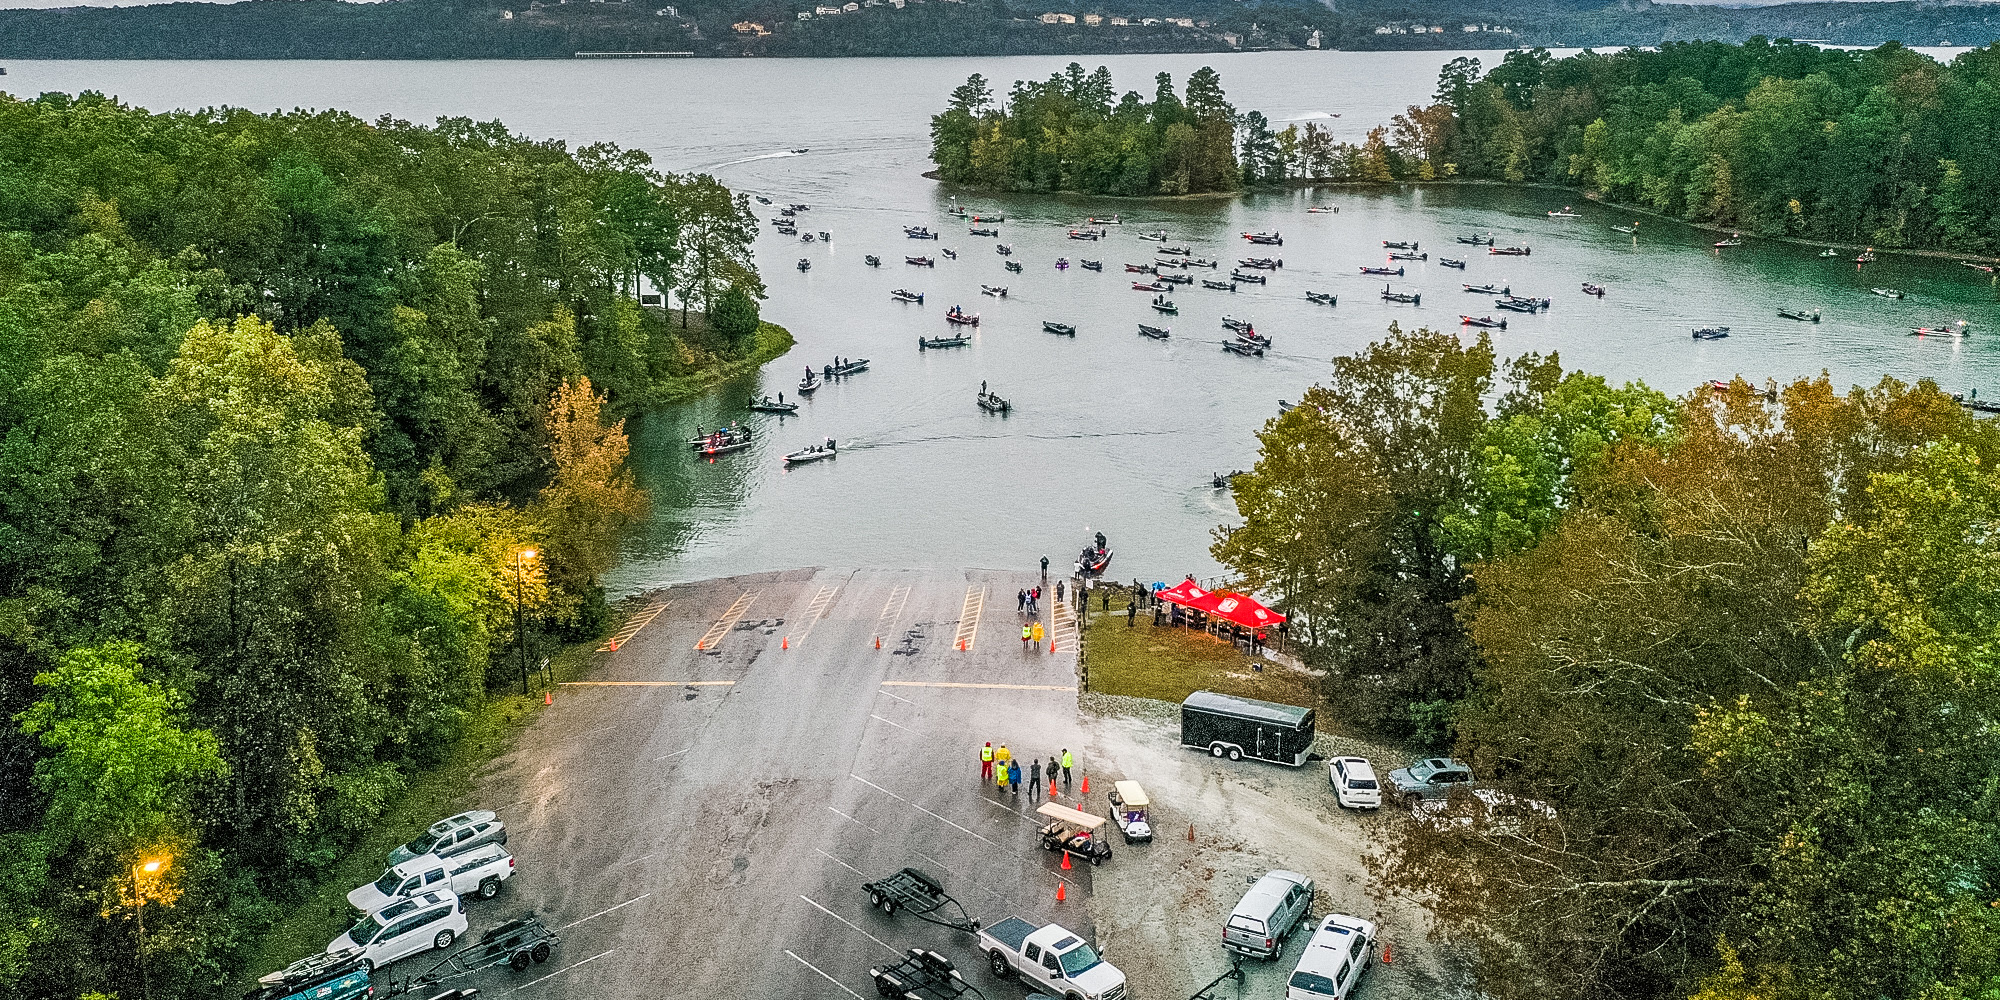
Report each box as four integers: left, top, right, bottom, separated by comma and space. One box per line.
1112, 781, 1149, 807
1035, 802, 1107, 828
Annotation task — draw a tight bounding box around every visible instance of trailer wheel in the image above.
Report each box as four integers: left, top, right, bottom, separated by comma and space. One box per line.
988, 950, 1013, 978
1210, 743, 1226, 758
511, 949, 534, 972
869, 890, 885, 909
881, 897, 898, 915
532, 942, 552, 963
1227, 747, 1243, 762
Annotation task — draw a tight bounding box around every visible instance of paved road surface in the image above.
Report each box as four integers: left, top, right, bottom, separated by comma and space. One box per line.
386, 567, 1464, 1000
439, 567, 1094, 1000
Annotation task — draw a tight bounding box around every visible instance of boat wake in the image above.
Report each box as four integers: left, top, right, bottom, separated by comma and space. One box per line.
706, 149, 808, 169
1275, 110, 1342, 122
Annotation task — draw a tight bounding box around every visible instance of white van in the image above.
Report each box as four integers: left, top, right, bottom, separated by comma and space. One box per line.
1286, 913, 1377, 999
327, 890, 467, 971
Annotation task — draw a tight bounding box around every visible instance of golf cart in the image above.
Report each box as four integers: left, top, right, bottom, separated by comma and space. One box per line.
1035, 802, 1113, 866
1107, 781, 1153, 844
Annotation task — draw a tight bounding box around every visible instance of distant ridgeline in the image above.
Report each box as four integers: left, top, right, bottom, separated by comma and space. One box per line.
929, 65, 1266, 196
1370, 40, 2000, 252
0, 0, 1997, 58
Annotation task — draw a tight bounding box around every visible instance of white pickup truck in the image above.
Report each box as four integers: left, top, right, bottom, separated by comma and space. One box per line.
347, 843, 514, 913
977, 918, 1127, 1000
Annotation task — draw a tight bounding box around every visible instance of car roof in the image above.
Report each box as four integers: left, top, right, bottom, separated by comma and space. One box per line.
430, 810, 497, 834
1296, 913, 1376, 972
1237, 870, 1310, 909
367, 890, 457, 919
1335, 757, 1376, 775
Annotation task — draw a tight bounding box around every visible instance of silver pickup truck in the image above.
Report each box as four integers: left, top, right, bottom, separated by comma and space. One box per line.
347, 843, 514, 913
977, 917, 1127, 1000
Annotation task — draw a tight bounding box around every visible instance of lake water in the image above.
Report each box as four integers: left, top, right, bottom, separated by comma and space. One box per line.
8, 52, 1995, 592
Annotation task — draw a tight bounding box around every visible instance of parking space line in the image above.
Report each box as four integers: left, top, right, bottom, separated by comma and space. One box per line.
652, 747, 690, 762
500, 948, 615, 995
873, 584, 910, 646
868, 713, 913, 733
694, 590, 759, 650
880, 681, 1077, 692
799, 894, 899, 954
815, 848, 868, 877
851, 774, 1001, 848
786, 949, 866, 1000
876, 688, 915, 705
558, 893, 651, 930
561, 680, 736, 687
598, 601, 667, 651
954, 587, 983, 651
793, 585, 840, 647
827, 806, 882, 834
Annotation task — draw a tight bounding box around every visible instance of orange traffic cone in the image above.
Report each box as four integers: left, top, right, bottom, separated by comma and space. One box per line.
608, 639, 619, 651
1382, 941, 1394, 965
1061, 851, 1072, 870
1049, 639, 1056, 653
544, 690, 552, 706
875, 636, 882, 649
782, 636, 789, 649
1056, 881, 1066, 903
1188, 822, 1196, 842
1049, 778, 1058, 798
1081, 776, 1090, 795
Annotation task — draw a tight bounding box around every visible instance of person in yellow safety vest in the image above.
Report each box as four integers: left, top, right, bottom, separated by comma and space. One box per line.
1021, 622, 1031, 647
981, 741, 994, 781
996, 750, 1011, 789
1060, 748, 1074, 790
1031, 621, 1044, 650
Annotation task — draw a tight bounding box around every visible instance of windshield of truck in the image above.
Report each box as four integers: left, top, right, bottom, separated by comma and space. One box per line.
1057, 942, 1102, 976
1289, 971, 1340, 996
370, 870, 402, 897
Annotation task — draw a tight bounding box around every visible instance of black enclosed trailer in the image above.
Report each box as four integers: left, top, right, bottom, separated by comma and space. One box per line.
1180, 690, 1314, 766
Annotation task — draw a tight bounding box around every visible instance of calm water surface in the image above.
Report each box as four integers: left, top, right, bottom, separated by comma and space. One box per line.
9, 54, 1995, 591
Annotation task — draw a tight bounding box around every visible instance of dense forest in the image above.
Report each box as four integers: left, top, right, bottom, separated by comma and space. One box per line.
1220, 329, 2000, 1000
0, 93, 770, 999
1304, 40, 2000, 252
929, 64, 1256, 195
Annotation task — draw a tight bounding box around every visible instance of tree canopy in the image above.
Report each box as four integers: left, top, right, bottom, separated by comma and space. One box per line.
0, 93, 763, 1000
1222, 325, 2000, 1000
929, 64, 1252, 195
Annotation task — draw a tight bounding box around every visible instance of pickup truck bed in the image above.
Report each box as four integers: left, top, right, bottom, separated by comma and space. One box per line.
980, 917, 1037, 953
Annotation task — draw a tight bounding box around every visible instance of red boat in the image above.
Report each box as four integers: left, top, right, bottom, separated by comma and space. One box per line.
1459, 315, 1508, 329
1132, 281, 1168, 292
945, 307, 979, 326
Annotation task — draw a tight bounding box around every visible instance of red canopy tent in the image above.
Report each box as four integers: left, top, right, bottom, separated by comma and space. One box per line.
1209, 592, 1286, 630
1154, 579, 1222, 613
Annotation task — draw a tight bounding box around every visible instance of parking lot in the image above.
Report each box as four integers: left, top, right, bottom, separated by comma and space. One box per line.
390, 567, 1470, 1000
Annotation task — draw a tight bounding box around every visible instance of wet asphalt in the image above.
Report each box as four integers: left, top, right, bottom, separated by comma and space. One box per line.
432, 568, 1101, 1000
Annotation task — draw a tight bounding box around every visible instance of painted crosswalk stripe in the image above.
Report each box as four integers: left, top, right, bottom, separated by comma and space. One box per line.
954, 586, 984, 651
792, 585, 839, 647
598, 601, 667, 652
694, 590, 758, 651
873, 584, 910, 647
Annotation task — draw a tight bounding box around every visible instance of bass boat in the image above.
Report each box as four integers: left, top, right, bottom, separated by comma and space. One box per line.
783, 438, 838, 465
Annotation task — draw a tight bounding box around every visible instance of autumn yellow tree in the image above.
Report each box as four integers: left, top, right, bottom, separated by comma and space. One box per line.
535, 377, 648, 621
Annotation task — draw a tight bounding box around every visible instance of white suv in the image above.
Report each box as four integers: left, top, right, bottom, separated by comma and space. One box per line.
1328, 757, 1381, 809
1286, 913, 1377, 999
327, 890, 467, 971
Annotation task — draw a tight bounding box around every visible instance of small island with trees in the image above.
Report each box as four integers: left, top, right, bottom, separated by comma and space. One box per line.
928, 64, 1273, 196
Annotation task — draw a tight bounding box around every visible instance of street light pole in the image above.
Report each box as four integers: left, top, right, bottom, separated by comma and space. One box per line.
133, 857, 165, 1000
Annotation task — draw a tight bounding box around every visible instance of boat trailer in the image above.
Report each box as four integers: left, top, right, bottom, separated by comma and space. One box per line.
862, 867, 982, 933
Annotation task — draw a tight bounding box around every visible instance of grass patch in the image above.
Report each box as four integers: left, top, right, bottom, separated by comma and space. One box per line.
1081, 585, 1318, 713
239, 639, 603, 986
